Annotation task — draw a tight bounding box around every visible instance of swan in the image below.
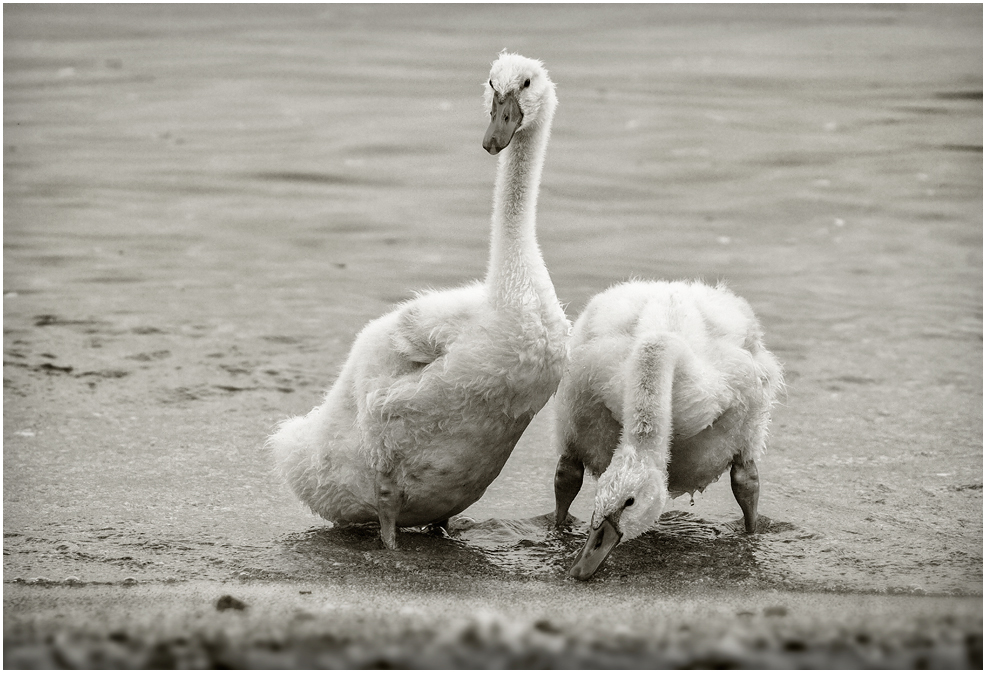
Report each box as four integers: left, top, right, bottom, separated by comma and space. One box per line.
552, 280, 783, 579
268, 53, 570, 549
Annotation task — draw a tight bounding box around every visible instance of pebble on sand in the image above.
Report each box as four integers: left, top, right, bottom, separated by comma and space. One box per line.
216, 595, 248, 612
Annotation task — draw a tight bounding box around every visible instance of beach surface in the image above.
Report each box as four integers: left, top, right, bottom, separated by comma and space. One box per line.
5, 581, 981, 668
4, 4, 982, 667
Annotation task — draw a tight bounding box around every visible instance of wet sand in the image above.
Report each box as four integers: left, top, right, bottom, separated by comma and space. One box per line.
4, 4, 982, 668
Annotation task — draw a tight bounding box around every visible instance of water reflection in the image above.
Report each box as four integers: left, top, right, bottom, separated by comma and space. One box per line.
278, 523, 508, 582
455, 511, 797, 585
275, 511, 801, 588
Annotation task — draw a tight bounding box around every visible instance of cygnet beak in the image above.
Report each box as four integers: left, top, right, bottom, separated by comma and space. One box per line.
483, 91, 523, 155
569, 513, 623, 580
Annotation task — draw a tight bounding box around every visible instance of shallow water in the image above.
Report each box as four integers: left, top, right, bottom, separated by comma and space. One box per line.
4, 4, 982, 600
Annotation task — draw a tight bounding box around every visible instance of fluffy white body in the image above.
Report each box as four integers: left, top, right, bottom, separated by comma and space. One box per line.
553, 280, 784, 579
269, 53, 570, 548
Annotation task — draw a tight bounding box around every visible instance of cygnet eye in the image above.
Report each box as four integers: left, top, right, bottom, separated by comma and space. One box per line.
523, 78, 531, 88
624, 497, 635, 508
489, 79, 494, 88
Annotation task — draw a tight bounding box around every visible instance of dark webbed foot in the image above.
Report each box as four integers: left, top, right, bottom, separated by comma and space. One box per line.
426, 519, 451, 537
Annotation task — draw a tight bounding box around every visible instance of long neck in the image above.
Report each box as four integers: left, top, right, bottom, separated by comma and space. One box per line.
485, 93, 557, 308
620, 336, 676, 472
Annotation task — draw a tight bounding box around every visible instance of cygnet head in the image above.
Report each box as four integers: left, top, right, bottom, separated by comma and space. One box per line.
569, 445, 668, 581
482, 52, 556, 155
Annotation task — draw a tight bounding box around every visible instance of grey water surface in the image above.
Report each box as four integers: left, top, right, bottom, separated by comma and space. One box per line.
4, 4, 981, 599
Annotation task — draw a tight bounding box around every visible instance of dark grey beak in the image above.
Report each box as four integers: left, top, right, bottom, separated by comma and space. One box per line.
483, 91, 523, 155
569, 513, 623, 580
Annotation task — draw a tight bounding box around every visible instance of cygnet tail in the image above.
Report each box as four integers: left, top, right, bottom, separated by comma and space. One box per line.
266, 409, 322, 504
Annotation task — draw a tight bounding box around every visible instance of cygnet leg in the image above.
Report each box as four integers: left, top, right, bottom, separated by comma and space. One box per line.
375, 471, 401, 549
553, 452, 585, 527
730, 458, 759, 533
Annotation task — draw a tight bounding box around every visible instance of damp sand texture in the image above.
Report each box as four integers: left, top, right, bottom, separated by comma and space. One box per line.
3, 4, 982, 668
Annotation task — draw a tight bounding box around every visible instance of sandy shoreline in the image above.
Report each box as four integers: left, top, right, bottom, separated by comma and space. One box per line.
4, 581, 982, 668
